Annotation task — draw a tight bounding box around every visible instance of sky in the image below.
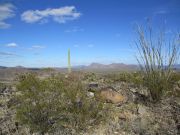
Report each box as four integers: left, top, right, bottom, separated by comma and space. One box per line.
0, 0, 180, 67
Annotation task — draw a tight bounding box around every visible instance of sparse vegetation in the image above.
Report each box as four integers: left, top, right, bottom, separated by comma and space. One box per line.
1, 0, 180, 134
135, 24, 180, 101
41, 67, 55, 72
83, 72, 97, 81
14, 73, 108, 134
1, 70, 180, 134
0, 82, 6, 91
103, 72, 143, 87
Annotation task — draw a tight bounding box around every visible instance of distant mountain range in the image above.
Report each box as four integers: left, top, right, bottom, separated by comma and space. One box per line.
79, 63, 139, 71
0, 66, 7, 69
73, 63, 180, 71
0, 63, 180, 71
173, 64, 180, 70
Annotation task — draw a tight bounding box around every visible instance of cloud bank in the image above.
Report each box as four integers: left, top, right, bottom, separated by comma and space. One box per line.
6, 42, 18, 47
0, 51, 19, 57
0, 3, 15, 28
21, 6, 81, 24
32, 45, 46, 49
88, 44, 94, 48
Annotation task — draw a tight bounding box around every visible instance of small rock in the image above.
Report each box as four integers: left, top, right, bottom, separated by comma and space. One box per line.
138, 104, 147, 115
87, 91, 94, 98
65, 74, 69, 78
114, 131, 119, 134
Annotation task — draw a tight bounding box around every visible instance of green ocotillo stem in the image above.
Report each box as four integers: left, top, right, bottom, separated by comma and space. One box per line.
68, 48, 71, 73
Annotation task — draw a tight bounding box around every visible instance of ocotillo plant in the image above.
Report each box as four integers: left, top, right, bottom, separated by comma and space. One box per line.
135, 24, 180, 101
68, 48, 71, 73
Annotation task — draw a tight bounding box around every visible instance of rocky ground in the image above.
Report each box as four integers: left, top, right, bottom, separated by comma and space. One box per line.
0, 72, 180, 135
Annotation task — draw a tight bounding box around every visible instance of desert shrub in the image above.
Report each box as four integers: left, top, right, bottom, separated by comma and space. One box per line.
83, 72, 97, 82
0, 82, 6, 92
129, 72, 144, 87
117, 72, 132, 82
168, 72, 180, 97
103, 72, 143, 87
104, 72, 131, 83
135, 24, 180, 101
14, 73, 107, 134
41, 67, 55, 72
170, 71, 180, 83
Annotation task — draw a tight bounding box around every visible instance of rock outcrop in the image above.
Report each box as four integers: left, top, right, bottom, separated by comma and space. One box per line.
95, 87, 127, 104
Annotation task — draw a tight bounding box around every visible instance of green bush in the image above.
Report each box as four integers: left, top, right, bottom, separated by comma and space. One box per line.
14, 73, 108, 134
41, 67, 55, 72
103, 72, 143, 87
168, 72, 180, 97
103, 72, 131, 83
170, 72, 180, 83
0, 82, 6, 92
129, 72, 144, 87
135, 24, 180, 101
83, 72, 97, 82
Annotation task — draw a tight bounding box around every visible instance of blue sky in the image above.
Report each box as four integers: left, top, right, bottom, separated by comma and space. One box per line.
0, 0, 180, 67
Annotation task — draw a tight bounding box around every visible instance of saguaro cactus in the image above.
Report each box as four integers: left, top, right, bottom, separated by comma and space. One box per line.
68, 48, 71, 73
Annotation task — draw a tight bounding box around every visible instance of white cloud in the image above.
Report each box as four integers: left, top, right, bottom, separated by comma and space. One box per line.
155, 10, 168, 14
0, 3, 15, 28
33, 52, 40, 55
32, 45, 46, 49
165, 29, 173, 34
154, 9, 168, 16
0, 51, 19, 57
73, 44, 79, 48
88, 44, 94, 48
65, 27, 84, 33
6, 42, 18, 47
21, 6, 81, 24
